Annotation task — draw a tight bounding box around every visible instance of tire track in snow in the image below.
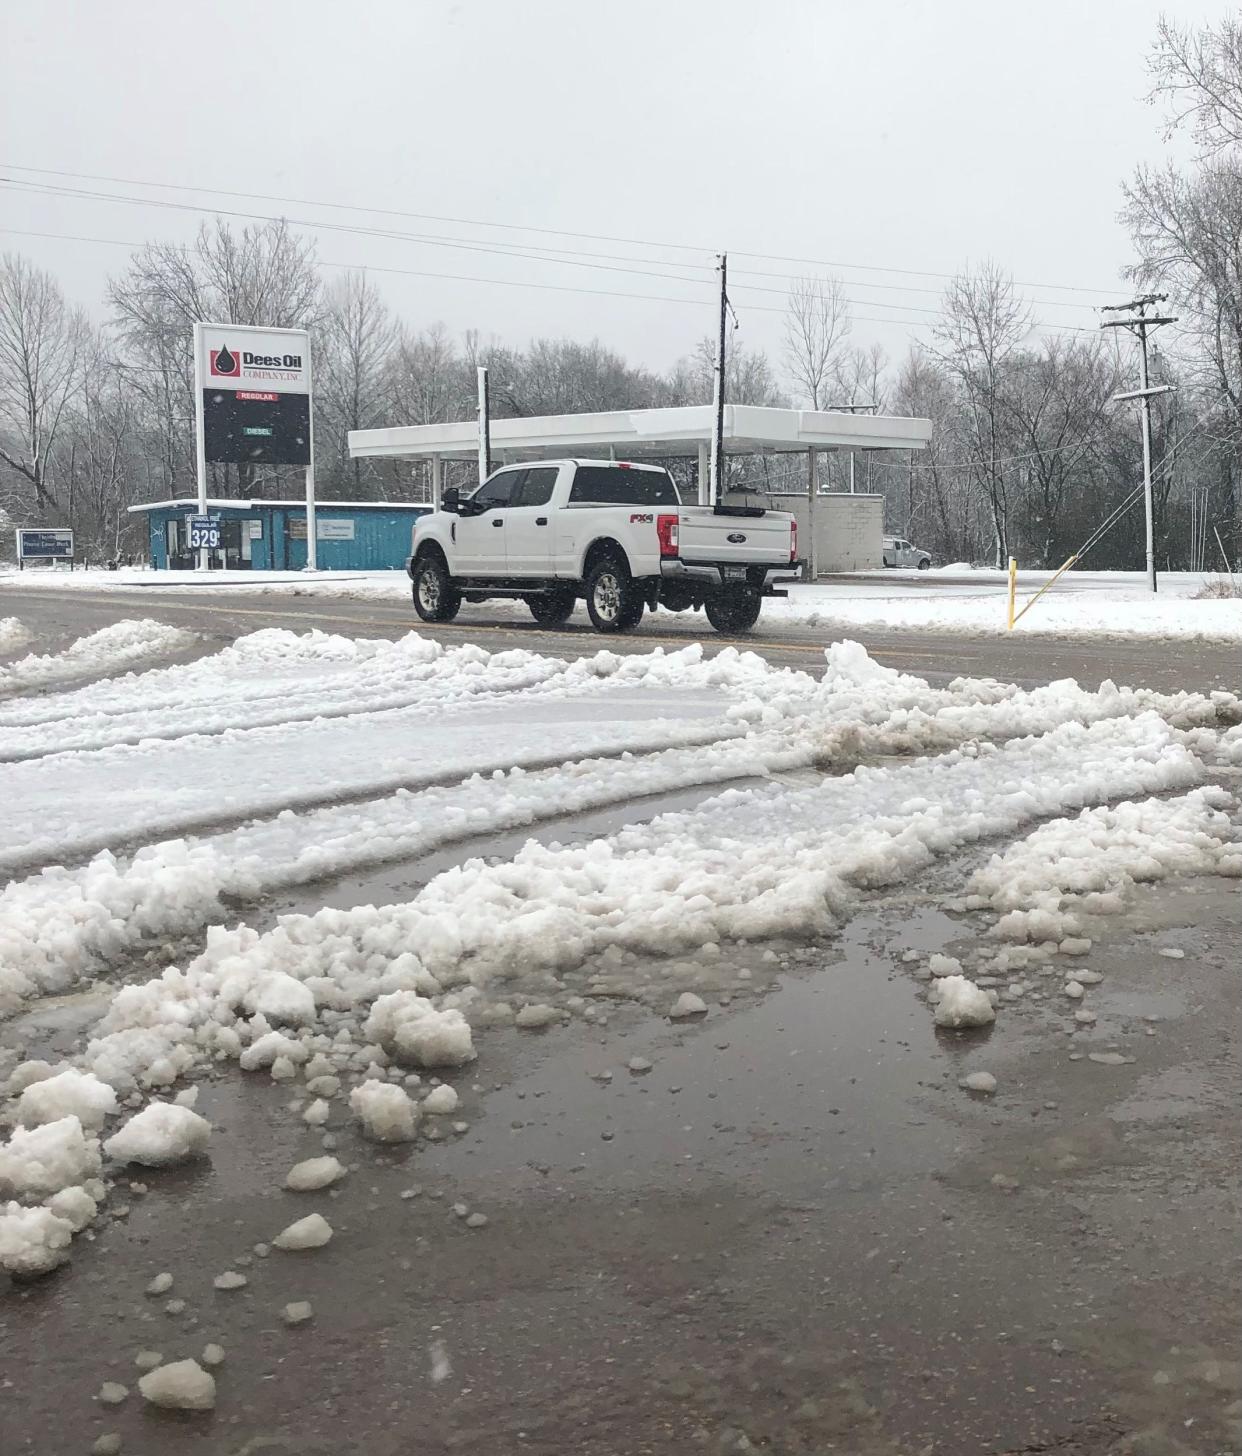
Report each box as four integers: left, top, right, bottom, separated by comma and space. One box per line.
70, 710, 1209, 1093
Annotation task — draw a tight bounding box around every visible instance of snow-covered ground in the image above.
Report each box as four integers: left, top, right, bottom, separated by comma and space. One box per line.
4, 564, 1240, 642
0, 611, 1238, 1280
0, 620, 194, 697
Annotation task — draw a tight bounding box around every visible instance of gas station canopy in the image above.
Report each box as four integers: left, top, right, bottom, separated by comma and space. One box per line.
349, 403, 932, 465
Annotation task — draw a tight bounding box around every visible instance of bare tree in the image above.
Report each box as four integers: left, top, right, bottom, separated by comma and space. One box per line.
1005, 336, 1120, 566
1145, 13, 1242, 154
689, 337, 786, 406
1123, 15, 1242, 557
887, 349, 976, 560
315, 271, 398, 497
933, 262, 1031, 565
0, 254, 89, 515
782, 276, 851, 409
109, 219, 320, 499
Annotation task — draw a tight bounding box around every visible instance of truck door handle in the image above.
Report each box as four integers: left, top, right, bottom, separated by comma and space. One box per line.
535, 516, 548, 526
491, 517, 503, 527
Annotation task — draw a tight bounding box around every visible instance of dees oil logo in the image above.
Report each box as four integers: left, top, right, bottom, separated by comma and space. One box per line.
209, 344, 241, 378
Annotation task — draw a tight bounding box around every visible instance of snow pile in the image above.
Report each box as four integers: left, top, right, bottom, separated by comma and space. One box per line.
15, 1069, 118, 1131
0, 630, 794, 761
0, 1116, 101, 1198
102, 1102, 211, 1166
0, 678, 737, 875
56, 709, 1205, 1094
765, 582, 1242, 644
2, 640, 1237, 1012
0, 620, 194, 699
968, 786, 1240, 942
350, 1080, 418, 1141
364, 993, 475, 1069
0, 617, 31, 654
0, 1201, 74, 1276
931, 976, 996, 1028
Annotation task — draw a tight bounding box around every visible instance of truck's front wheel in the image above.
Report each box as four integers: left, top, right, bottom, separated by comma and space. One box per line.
705, 588, 763, 635
412, 553, 462, 623
584, 555, 644, 633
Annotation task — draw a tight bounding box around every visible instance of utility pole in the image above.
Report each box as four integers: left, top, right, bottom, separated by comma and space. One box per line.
476, 366, 491, 484
1101, 294, 1177, 593
710, 254, 729, 507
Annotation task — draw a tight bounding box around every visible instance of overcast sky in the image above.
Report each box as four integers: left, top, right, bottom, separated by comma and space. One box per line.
0, 0, 1224, 391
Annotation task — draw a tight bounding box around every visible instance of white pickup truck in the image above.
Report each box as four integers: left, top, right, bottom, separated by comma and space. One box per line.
407, 458, 800, 634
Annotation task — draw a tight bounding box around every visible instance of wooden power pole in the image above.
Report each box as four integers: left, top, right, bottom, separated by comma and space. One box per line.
1101, 295, 1177, 592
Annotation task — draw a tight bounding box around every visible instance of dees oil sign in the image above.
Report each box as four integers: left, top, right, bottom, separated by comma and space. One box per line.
194, 325, 312, 467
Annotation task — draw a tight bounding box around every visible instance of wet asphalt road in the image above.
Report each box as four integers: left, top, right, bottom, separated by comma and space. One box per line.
2, 880, 1238, 1456
1, 580, 1239, 692
0, 581, 1239, 1453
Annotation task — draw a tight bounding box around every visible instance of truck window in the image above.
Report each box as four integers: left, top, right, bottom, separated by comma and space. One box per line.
471, 469, 522, 508
514, 466, 557, 507
569, 466, 680, 507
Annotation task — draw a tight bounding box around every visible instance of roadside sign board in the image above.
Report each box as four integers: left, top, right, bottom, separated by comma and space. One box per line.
192, 321, 317, 568
194, 327, 312, 466
186, 514, 221, 550
16, 528, 74, 561
288, 516, 354, 541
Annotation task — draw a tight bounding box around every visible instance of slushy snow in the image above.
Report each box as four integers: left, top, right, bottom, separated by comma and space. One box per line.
932, 977, 996, 1028
0, 620, 193, 700
103, 1102, 211, 1166
969, 787, 1240, 943
0, 617, 31, 654
284, 1156, 346, 1191
15, 1069, 118, 1131
137, 1360, 216, 1410
273, 1213, 333, 1250
0, 1201, 74, 1275
350, 1080, 418, 1142
0, 1116, 101, 1198
421, 1085, 459, 1115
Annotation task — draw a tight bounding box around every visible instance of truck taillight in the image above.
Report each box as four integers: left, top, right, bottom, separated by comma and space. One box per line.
656, 513, 679, 558
790, 518, 798, 562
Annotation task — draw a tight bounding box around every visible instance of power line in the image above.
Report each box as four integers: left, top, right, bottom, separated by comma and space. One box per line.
0, 220, 1095, 336
0, 160, 1132, 299
0, 222, 916, 323
0, 180, 1097, 328
4, 224, 1094, 334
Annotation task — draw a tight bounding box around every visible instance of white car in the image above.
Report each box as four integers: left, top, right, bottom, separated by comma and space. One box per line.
407, 458, 800, 634
883, 535, 932, 569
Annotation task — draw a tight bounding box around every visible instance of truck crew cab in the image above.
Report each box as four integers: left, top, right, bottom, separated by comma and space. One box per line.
407, 459, 800, 634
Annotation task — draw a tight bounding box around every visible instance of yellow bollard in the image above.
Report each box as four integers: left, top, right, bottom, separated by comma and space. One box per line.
1006, 557, 1017, 630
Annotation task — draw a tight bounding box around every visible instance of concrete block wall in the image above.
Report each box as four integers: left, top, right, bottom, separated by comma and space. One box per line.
768, 492, 884, 575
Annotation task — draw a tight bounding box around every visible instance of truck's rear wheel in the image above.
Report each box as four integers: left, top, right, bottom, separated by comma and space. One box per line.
412, 553, 461, 623
585, 555, 644, 633
705, 588, 763, 635
528, 587, 576, 626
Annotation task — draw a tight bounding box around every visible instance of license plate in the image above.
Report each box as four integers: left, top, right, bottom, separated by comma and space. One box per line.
723, 565, 748, 582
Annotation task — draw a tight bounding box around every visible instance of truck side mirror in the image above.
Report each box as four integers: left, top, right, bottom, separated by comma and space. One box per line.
441, 486, 460, 513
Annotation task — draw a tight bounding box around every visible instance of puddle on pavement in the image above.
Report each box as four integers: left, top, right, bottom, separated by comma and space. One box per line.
3, 868, 1238, 1454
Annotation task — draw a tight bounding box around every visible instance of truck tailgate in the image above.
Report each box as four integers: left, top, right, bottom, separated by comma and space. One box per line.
677, 508, 793, 564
